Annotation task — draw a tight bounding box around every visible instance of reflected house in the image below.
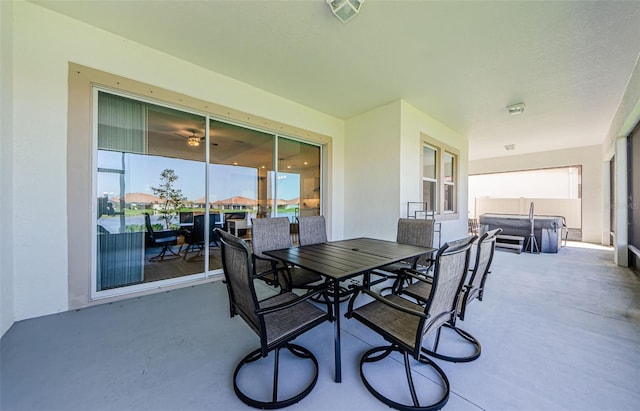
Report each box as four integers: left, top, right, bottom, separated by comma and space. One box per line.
110, 192, 163, 212
211, 196, 258, 211
276, 198, 300, 209
192, 197, 210, 209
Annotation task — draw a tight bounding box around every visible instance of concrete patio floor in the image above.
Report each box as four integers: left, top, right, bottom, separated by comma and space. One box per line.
2, 242, 639, 410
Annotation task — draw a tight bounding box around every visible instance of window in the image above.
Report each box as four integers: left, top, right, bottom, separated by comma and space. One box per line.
422, 145, 437, 212
443, 152, 455, 212
421, 134, 459, 216
94, 89, 322, 296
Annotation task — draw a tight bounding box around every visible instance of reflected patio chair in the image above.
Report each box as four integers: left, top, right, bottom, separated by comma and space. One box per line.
216, 228, 332, 409
251, 217, 324, 292
144, 213, 179, 261
397, 230, 499, 362
374, 218, 435, 294
181, 214, 221, 260
345, 236, 475, 410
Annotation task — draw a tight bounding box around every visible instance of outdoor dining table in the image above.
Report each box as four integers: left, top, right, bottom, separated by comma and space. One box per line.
264, 237, 435, 383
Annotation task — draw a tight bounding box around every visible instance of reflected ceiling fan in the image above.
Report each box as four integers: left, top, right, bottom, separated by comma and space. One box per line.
174, 130, 204, 147
174, 129, 218, 148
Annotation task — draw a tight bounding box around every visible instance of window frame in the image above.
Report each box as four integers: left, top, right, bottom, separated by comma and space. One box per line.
420, 133, 460, 219
68, 63, 332, 308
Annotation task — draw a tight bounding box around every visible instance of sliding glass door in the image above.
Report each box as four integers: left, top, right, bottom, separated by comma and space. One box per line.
96, 91, 206, 291
94, 89, 322, 295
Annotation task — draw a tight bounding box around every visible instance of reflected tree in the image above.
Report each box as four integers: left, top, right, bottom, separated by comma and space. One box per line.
152, 169, 186, 229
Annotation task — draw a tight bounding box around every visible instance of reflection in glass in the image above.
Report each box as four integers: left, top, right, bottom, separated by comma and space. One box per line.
95, 91, 323, 294
443, 152, 455, 212
444, 153, 454, 183
96, 92, 206, 291
423, 145, 436, 179
422, 180, 436, 213
209, 120, 274, 262
277, 137, 321, 221
422, 144, 437, 212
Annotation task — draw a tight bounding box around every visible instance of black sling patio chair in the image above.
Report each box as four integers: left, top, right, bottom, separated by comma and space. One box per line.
396, 230, 500, 362
144, 213, 179, 261
251, 217, 324, 292
345, 236, 474, 411
216, 228, 332, 409
297, 215, 328, 246
373, 218, 436, 295
297, 215, 351, 302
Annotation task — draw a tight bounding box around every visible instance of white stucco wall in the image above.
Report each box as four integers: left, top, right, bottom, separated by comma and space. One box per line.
469, 145, 604, 244
7, 1, 345, 327
400, 101, 469, 244
1, 0, 16, 337
344, 101, 402, 240
342, 100, 469, 244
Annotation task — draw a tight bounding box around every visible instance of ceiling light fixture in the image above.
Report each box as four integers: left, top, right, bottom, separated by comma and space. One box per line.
187, 134, 200, 147
506, 102, 526, 116
504, 144, 516, 151
327, 0, 363, 23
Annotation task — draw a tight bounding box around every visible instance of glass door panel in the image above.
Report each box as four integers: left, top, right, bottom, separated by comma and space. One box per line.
209, 120, 275, 267
96, 91, 206, 291
277, 137, 321, 220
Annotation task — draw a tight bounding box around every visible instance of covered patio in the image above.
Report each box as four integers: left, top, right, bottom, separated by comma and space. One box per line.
2, 243, 639, 410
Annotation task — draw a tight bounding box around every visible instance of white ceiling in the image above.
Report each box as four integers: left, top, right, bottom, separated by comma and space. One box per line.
33, 0, 640, 160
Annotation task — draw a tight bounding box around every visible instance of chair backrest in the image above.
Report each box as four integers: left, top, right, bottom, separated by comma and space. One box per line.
251, 217, 292, 258
466, 228, 502, 303
144, 213, 156, 241
298, 215, 327, 246
216, 228, 261, 332
191, 214, 206, 244
396, 218, 435, 266
211, 212, 223, 228
179, 211, 194, 224
419, 235, 476, 343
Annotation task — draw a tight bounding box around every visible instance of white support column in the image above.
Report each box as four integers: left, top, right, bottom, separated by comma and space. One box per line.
615, 136, 628, 266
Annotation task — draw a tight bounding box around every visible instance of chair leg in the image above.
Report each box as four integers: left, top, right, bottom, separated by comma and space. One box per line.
420, 323, 482, 363
360, 345, 449, 411
149, 245, 180, 261
233, 343, 319, 409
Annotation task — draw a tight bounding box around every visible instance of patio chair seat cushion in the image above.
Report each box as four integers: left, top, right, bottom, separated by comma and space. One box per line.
402, 279, 432, 300
352, 294, 421, 350
260, 292, 327, 347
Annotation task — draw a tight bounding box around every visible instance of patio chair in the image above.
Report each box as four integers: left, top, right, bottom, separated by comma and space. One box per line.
144, 213, 179, 261
251, 217, 324, 292
374, 218, 435, 294
298, 215, 350, 302
396, 230, 499, 362
297, 215, 328, 246
345, 236, 475, 411
216, 228, 332, 409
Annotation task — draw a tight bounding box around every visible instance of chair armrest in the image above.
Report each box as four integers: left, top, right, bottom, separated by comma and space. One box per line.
256, 285, 331, 316
400, 268, 434, 284
346, 287, 426, 320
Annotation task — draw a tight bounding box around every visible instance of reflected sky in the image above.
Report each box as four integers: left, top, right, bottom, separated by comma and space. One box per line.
97, 151, 300, 201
